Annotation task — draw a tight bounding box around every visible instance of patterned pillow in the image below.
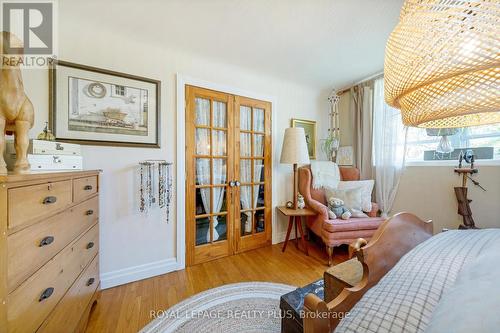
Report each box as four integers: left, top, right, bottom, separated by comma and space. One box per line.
325, 187, 363, 212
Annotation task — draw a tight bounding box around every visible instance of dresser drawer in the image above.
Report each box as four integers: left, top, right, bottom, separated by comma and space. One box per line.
7, 224, 99, 333
7, 196, 99, 292
73, 176, 98, 203
37, 255, 99, 333
8, 180, 73, 230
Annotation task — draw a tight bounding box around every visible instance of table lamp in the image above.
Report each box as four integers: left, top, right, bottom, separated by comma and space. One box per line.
280, 127, 310, 209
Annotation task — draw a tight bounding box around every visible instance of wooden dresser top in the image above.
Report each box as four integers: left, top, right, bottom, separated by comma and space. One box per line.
0, 170, 101, 184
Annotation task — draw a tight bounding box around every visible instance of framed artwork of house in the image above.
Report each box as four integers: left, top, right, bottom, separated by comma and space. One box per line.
50, 60, 161, 147
291, 118, 316, 159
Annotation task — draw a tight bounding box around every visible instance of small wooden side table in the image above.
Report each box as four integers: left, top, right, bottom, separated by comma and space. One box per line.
277, 206, 316, 255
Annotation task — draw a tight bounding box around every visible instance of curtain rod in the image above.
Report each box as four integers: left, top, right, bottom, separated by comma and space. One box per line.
337, 70, 384, 95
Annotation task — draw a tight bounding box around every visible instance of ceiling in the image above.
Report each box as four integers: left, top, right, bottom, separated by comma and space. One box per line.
62, 0, 404, 91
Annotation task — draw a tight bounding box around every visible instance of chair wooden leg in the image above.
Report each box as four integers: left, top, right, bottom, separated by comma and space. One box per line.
326, 246, 333, 266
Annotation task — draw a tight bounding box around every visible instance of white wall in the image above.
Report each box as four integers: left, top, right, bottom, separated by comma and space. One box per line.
21, 4, 329, 288
338, 90, 500, 233
392, 165, 500, 233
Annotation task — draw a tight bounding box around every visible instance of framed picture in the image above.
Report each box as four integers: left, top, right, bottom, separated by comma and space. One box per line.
291, 118, 316, 159
50, 60, 161, 148
337, 146, 354, 166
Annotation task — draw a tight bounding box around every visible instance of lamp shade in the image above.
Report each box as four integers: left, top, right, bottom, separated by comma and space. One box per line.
384, 0, 500, 128
280, 127, 310, 164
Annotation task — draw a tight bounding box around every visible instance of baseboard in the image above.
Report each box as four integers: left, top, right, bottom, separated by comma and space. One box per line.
273, 230, 297, 245
100, 258, 182, 289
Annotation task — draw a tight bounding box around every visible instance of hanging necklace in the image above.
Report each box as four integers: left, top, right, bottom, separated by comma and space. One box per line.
140, 163, 146, 213
139, 160, 173, 222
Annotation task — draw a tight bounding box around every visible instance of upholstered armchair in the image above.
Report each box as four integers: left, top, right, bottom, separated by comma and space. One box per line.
298, 165, 384, 265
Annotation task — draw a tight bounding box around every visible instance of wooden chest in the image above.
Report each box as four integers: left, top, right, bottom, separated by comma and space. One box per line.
0, 170, 101, 333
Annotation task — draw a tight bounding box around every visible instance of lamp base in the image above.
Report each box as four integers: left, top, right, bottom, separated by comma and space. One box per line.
293, 163, 298, 210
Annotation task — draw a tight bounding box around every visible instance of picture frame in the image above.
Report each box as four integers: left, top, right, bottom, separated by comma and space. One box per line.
337, 146, 354, 166
49, 60, 161, 148
291, 118, 316, 159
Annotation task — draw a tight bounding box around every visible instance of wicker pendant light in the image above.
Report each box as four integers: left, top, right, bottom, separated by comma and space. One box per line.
384, 0, 500, 128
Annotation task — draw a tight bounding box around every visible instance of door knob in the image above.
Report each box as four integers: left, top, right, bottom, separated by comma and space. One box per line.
229, 181, 236, 187
235, 181, 241, 187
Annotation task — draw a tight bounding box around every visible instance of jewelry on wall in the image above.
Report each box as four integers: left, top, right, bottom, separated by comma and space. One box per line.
139, 160, 173, 223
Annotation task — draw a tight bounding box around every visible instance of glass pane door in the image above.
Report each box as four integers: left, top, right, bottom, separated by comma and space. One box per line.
186, 86, 272, 265
186, 86, 233, 265
235, 97, 272, 253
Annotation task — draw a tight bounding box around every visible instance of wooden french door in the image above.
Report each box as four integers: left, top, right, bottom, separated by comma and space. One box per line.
233, 96, 272, 253
186, 86, 272, 266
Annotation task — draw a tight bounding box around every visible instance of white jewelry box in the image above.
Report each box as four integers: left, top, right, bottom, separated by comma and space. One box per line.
4, 140, 83, 171
5, 154, 83, 171
6, 139, 82, 156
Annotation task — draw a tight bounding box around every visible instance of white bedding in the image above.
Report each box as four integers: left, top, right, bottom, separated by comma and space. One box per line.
334, 229, 500, 333
425, 239, 500, 333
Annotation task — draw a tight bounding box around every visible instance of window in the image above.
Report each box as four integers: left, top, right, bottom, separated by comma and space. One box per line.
113, 85, 126, 96
406, 123, 500, 162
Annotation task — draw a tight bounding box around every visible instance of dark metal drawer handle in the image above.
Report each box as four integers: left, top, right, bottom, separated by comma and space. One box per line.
84, 185, 93, 191
55, 143, 64, 150
86, 210, 94, 216
39, 236, 54, 247
39, 287, 54, 302
87, 278, 95, 286
43, 196, 57, 205
86, 242, 95, 249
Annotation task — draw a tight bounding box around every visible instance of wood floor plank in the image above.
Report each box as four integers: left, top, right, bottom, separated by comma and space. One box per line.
85, 241, 347, 333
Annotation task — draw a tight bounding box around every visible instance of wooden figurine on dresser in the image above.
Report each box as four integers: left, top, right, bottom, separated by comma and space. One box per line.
0, 31, 35, 174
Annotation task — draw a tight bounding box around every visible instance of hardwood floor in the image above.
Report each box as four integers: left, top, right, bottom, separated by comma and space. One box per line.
85, 239, 348, 333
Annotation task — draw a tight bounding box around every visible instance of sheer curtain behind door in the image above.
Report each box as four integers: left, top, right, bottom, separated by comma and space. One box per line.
239, 106, 264, 234
195, 99, 227, 242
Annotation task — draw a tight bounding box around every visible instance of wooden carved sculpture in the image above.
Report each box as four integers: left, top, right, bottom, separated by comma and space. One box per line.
453, 150, 485, 229
0, 31, 35, 174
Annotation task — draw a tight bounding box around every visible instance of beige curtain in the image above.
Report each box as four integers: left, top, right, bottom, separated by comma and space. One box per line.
350, 83, 374, 180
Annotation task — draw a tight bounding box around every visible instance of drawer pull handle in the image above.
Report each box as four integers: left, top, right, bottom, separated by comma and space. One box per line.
87, 278, 95, 286
56, 143, 64, 150
43, 196, 57, 205
84, 185, 93, 191
86, 209, 94, 216
39, 236, 55, 247
39, 287, 54, 302
86, 242, 95, 249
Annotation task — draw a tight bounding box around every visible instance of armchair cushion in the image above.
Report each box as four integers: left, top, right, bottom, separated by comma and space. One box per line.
325, 187, 363, 212
299, 165, 383, 249
336, 180, 375, 212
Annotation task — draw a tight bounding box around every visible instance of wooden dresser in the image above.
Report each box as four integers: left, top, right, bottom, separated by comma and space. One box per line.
0, 170, 101, 333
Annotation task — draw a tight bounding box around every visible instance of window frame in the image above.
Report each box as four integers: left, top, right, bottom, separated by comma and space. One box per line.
405, 125, 500, 166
